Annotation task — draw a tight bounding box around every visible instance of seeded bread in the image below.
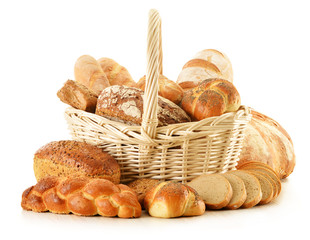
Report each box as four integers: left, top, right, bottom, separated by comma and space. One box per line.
229, 170, 262, 208
95, 85, 191, 126
33, 140, 121, 184
188, 174, 233, 209
221, 173, 247, 210
127, 178, 161, 208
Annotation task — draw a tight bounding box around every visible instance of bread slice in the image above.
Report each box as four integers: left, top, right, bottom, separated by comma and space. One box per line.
229, 170, 262, 208
187, 174, 233, 209
239, 166, 281, 197
245, 171, 273, 205
237, 161, 280, 178
221, 173, 247, 210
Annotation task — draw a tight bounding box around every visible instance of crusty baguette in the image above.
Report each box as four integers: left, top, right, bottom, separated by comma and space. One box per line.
144, 181, 205, 218
21, 176, 141, 218
97, 57, 136, 87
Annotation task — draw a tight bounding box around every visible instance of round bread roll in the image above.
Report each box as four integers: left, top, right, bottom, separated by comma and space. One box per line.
180, 78, 241, 120
33, 140, 121, 184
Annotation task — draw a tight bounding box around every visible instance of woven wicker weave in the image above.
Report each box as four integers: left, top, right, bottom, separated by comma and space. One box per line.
64, 9, 252, 183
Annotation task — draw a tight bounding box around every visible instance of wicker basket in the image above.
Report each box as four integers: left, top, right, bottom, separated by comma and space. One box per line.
64, 9, 252, 183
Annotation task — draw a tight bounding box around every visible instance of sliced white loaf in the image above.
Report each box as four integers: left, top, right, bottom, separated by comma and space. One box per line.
221, 173, 247, 210
187, 174, 232, 209
229, 170, 262, 208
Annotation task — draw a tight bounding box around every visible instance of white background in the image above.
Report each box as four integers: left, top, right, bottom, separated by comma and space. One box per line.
1, 0, 309, 239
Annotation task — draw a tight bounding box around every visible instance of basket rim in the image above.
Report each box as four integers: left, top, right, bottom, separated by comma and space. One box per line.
65, 105, 251, 131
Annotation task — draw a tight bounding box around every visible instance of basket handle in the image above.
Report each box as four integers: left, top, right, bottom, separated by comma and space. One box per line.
141, 9, 162, 140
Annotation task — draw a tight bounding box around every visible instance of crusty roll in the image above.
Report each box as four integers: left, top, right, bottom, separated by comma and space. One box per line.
21, 176, 141, 218
127, 178, 161, 208
177, 49, 233, 90
136, 75, 184, 105
57, 79, 98, 113
74, 55, 110, 96
33, 140, 121, 184
95, 85, 190, 126
97, 57, 136, 87
144, 181, 205, 218
180, 78, 241, 120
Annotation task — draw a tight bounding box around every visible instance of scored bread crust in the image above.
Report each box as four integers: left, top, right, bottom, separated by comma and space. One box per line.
188, 174, 233, 209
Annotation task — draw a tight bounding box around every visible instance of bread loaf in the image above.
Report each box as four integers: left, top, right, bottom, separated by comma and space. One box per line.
229, 170, 262, 208
177, 49, 233, 90
221, 173, 247, 210
74, 55, 110, 96
95, 85, 191, 126
21, 176, 141, 218
238, 110, 296, 179
144, 181, 205, 218
180, 78, 241, 120
97, 57, 136, 87
57, 79, 98, 113
188, 174, 233, 209
127, 178, 161, 208
33, 140, 121, 184
137, 75, 184, 104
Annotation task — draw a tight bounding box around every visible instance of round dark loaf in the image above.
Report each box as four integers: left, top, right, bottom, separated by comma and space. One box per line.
95, 85, 191, 126
33, 140, 121, 184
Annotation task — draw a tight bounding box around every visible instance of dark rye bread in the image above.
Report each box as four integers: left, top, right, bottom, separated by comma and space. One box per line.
33, 140, 121, 184
95, 85, 191, 126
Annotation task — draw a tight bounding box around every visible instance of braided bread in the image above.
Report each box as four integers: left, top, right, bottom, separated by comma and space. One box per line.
21, 176, 141, 218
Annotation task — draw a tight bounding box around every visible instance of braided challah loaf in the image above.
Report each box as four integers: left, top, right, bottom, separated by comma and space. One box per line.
144, 181, 205, 218
181, 78, 241, 120
21, 176, 141, 218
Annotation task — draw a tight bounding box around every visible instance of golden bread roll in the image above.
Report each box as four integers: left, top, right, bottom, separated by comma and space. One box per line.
97, 57, 136, 87
144, 181, 205, 218
33, 140, 121, 184
177, 49, 233, 91
180, 78, 241, 120
74, 55, 110, 96
137, 75, 184, 104
21, 176, 141, 218
57, 79, 98, 113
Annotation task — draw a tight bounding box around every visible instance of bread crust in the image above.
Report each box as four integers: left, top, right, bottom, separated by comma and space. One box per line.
21, 176, 141, 218
33, 140, 121, 184
95, 85, 190, 126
